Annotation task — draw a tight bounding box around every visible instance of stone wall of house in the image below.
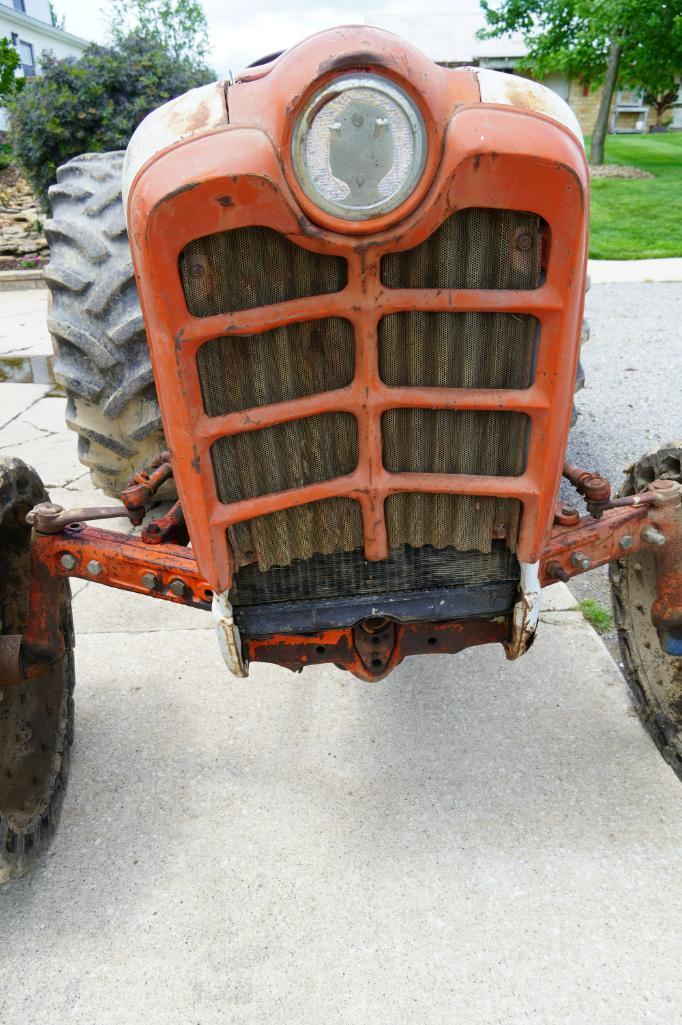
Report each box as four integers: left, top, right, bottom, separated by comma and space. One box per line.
567, 81, 616, 136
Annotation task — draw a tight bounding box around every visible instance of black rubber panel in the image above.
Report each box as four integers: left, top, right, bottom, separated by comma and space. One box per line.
45, 152, 173, 498
234, 581, 517, 636
0, 458, 75, 882
610, 443, 682, 781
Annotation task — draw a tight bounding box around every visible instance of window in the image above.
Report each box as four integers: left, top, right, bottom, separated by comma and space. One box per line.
18, 40, 35, 77
13, 0, 26, 12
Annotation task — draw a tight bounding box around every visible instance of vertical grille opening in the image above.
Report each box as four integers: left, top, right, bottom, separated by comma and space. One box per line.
381, 208, 545, 290
229, 498, 364, 572
382, 410, 529, 477
379, 312, 538, 390
197, 318, 355, 415
180, 226, 347, 316
385, 494, 523, 553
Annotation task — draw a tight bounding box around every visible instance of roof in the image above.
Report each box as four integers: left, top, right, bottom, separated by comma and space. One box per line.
0, 2, 89, 49
363, 6, 527, 64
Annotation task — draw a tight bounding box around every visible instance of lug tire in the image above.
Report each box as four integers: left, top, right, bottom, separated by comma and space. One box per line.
609, 443, 682, 780
45, 152, 173, 498
0, 458, 75, 882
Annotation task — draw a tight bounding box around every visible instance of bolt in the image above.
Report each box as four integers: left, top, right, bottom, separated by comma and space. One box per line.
515, 232, 533, 252
618, 535, 634, 551
60, 552, 77, 570
651, 479, 673, 491
571, 551, 591, 571
86, 559, 102, 576
546, 560, 569, 582
641, 526, 666, 546
141, 572, 159, 590
169, 578, 186, 598
561, 505, 577, 518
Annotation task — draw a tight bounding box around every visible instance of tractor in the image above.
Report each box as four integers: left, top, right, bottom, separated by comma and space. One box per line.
1, 26, 680, 881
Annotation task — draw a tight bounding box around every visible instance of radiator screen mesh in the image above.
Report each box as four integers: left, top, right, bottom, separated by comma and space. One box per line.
381, 207, 544, 290
180, 225, 347, 316
197, 318, 355, 415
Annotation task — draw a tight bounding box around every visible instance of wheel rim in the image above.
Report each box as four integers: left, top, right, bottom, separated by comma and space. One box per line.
610, 443, 682, 774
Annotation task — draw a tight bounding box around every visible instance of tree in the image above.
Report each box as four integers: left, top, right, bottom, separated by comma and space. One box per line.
478, 0, 682, 165
7, 30, 214, 204
49, 2, 65, 30
0, 36, 22, 101
109, 0, 211, 66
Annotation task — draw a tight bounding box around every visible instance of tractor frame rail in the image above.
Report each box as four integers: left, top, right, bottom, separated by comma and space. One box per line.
2, 475, 680, 686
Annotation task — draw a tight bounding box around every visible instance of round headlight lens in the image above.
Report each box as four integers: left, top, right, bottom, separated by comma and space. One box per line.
292, 73, 427, 222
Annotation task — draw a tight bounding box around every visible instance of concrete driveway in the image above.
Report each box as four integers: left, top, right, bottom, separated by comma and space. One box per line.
1, 286, 681, 1024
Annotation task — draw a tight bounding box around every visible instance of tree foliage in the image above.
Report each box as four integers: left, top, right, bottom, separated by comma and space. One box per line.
0, 36, 22, 101
7, 30, 214, 205
109, 0, 211, 65
480, 0, 682, 95
479, 0, 682, 159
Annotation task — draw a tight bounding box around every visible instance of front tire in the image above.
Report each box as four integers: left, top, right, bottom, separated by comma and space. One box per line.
610, 443, 682, 780
45, 152, 170, 497
0, 458, 75, 881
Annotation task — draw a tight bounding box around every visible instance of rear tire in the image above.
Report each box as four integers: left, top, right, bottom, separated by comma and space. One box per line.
610, 443, 682, 780
45, 152, 171, 498
0, 458, 75, 881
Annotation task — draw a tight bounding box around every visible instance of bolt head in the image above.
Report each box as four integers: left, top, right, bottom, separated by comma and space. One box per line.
141, 572, 159, 590
571, 551, 591, 571
60, 552, 77, 570
618, 535, 633, 551
641, 526, 666, 546
86, 559, 102, 576
169, 578, 186, 598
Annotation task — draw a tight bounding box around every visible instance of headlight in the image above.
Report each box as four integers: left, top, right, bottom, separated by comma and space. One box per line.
292, 73, 427, 222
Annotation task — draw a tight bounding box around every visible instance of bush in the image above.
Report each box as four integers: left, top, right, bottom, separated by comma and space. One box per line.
7, 30, 214, 206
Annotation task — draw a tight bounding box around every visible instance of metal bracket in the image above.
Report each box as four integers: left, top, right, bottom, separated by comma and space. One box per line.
26, 502, 132, 534
212, 591, 249, 678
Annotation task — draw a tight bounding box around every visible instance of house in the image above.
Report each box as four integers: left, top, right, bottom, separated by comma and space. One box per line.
364, 6, 669, 136
0, 0, 89, 132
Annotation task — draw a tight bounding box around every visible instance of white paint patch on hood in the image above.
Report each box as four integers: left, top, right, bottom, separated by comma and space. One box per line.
476, 67, 584, 145
122, 80, 228, 216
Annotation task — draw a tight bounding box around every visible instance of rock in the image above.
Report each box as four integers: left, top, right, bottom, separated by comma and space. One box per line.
0, 166, 50, 262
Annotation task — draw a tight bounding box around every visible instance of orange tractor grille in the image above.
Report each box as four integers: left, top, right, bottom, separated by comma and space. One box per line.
180, 209, 540, 573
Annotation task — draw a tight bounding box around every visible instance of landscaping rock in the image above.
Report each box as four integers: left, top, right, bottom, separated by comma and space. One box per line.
589, 163, 655, 180
0, 166, 49, 269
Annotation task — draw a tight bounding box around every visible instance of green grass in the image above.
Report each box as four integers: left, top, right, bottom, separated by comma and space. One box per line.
587, 132, 682, 259
577, 598, 613, 634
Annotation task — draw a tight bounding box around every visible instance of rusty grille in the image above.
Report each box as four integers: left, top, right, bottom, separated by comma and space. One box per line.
183, 211, 542, 578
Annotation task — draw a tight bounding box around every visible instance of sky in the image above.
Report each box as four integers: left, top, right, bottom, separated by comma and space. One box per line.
52, 0, 484, 77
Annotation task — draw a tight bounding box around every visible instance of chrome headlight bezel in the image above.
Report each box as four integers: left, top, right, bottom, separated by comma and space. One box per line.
291, 73, 427, 222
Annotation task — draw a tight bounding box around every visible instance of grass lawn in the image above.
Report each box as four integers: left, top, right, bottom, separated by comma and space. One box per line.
587, 132, 682, 259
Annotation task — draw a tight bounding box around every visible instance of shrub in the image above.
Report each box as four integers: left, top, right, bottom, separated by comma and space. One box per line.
8, 30, 214, 206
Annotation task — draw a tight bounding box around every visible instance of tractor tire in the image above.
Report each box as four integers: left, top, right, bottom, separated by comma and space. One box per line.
0, 458, 75, 882
45, 151, 173, 499
609, 443, 682, 781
